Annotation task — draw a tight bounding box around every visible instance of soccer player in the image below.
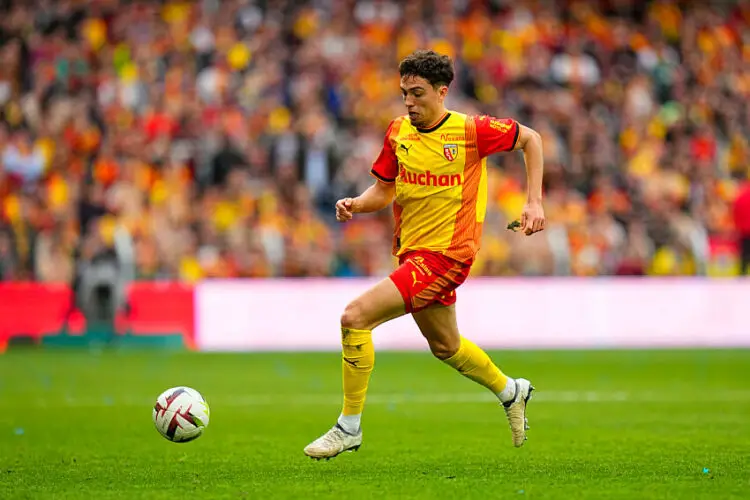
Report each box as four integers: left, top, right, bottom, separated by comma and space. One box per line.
304, 50, 546, 459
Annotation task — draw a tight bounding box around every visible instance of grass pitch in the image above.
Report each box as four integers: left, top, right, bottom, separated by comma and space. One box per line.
1, 348, 748, 499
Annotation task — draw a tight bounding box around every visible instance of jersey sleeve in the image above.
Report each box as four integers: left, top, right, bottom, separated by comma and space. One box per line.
370, 120, 398, 183
474, 115, 520, 158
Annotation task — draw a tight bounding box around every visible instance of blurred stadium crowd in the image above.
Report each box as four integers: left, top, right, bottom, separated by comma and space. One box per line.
1, 0, 749, 283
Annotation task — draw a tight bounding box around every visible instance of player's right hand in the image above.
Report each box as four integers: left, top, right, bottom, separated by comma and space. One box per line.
335, 198, 355, 222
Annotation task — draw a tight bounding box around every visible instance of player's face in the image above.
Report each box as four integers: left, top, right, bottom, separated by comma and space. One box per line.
400, 75, 448, 128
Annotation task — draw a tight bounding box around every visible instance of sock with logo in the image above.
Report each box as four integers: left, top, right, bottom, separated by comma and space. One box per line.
337, 327, 374, 434
442, 336, 516, 403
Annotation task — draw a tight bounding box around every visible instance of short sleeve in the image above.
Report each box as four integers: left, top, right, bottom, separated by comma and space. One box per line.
370, 120, 398, 183
474, 115, 520, 158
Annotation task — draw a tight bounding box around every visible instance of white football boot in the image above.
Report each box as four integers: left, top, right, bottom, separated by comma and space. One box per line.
304, 424, 362, 460
503, 378, 535, 447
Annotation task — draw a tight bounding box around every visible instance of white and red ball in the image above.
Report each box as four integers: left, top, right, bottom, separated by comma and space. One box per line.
152, 386, 210, 443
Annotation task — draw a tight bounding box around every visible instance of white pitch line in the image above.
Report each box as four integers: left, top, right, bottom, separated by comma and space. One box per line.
12, 390, 750, 408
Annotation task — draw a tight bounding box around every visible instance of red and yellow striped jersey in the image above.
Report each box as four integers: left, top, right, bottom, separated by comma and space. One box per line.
371, 111, 519, 264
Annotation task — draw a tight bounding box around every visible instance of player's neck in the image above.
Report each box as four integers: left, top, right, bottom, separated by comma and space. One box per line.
417, 109, 449, 131
425, 109, 448, 128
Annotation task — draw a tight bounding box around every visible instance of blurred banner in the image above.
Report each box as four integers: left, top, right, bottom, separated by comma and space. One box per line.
0, 282, 194, 351
195, 279, 749, 351
3, 279, 747, 352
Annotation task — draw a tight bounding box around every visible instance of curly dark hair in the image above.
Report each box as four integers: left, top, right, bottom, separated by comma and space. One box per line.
399, 50, 454, 89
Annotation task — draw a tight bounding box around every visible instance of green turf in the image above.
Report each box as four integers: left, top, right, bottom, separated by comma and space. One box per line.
1, 348, 749, 499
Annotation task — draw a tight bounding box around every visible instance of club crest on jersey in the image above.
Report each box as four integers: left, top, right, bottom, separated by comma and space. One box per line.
443, 144, 458, 161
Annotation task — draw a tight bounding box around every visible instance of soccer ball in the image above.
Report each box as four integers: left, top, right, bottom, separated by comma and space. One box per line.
152, 386, 210, 443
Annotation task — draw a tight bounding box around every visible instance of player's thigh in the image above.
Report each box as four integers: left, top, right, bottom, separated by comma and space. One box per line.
341, 277, 406, 331
412, 304, 460, 359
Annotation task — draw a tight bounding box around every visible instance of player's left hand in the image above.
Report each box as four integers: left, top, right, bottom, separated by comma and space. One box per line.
520, 202, 545, 235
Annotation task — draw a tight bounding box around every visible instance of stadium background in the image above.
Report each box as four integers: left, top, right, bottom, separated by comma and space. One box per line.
0, 0, 749, 349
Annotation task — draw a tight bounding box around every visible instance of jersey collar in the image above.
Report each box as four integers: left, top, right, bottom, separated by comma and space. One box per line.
415, 112, 451, 133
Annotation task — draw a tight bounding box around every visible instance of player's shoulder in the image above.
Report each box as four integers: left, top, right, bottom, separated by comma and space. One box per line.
472, 114, 517, 132
382, 115, 409, 134
471, 113, 517, 123
448, 112, 510, 129
447, 110, 468, 120
391, 114, 409, 126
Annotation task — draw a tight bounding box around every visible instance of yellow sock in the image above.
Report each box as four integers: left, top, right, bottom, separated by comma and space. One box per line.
443, 336, 509, 395
341, 327, 374, 417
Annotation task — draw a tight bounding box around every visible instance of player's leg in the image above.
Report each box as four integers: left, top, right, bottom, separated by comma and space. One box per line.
412, 304, 510, 396
304, 278, 405, 459
412, 304, 534, 447
338, 278, 405, 431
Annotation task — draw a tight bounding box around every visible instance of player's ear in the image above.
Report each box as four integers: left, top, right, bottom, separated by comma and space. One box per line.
437, 85, 448, 101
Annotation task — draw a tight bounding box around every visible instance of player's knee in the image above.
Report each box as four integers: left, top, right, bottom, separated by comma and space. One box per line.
340, 301, 369, 330
429, 339, 459, 360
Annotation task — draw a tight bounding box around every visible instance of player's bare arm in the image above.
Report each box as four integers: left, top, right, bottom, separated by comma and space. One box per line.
335, 180, 395, 222
513, 124, 546, 236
